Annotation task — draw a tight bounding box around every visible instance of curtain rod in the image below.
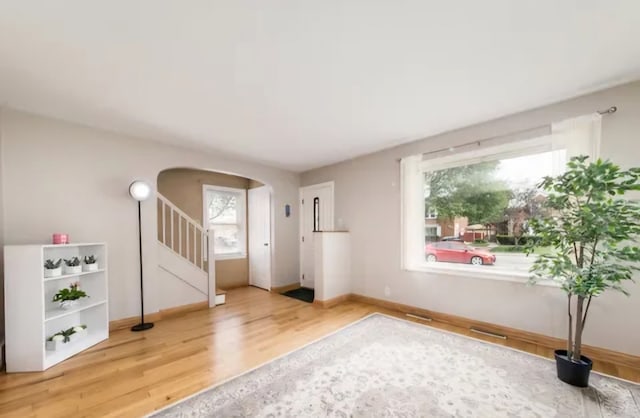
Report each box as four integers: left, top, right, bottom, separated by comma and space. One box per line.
404, 106, 618, 160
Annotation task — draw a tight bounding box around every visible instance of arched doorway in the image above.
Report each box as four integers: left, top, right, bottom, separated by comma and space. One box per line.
155, 167, 273, 309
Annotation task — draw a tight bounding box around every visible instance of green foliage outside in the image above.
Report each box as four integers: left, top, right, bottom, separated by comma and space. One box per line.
496, 235, 540, 246
527, 156, 640, 362
424, 161, 511, 225
490, 245, 551, 254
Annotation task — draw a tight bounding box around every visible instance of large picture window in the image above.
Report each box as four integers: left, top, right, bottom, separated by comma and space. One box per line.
402, 114, 601, 282
204, 185, 247, 259
423, 148, 565, 275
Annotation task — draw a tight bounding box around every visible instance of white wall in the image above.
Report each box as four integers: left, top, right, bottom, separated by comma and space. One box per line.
302, 80, 640, 355
0, 108, 300, 322
314, 232, 351, 301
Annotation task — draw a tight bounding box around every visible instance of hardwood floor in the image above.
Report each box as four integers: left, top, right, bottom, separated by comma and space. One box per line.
0, 286, 638, 417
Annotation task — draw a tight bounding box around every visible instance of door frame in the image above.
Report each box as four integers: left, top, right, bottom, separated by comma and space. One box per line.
299, 181, 335, 287
248, 185, 273, 290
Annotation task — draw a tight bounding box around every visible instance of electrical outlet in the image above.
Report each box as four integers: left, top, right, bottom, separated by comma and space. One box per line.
384, 286, 391, 297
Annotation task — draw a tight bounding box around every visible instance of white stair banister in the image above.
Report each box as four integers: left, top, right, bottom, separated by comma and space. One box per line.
207, 229, 216, 308
157, 192, 206, 273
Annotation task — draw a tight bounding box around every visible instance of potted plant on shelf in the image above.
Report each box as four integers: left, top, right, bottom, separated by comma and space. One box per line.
44, 259, 62, 278
83, 255, 98, 272
45, 325, 87, 350
69, 324, 88, 342
46, 331, 69, 351
527, 156, 640, 387
63, 257, 82, 275
52, 282, 88, 310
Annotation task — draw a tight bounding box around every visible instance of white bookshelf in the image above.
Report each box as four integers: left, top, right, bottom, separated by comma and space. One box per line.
4, 243, 109, 372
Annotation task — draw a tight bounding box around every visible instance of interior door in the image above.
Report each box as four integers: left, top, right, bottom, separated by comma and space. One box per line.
300, 183, 334, 289
248, 186, 272, 290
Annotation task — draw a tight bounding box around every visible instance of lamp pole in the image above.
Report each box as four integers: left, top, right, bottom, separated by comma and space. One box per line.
129, 180, 154, 332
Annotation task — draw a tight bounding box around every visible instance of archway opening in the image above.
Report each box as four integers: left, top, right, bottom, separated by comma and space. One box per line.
155, 167, 273, 309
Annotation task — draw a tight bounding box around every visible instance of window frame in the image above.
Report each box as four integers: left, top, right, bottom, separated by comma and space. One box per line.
402, 115, 601, 285
202, 184, 247, 260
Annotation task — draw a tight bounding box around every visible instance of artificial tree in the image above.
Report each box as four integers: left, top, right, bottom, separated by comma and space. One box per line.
527, 156, 640, 384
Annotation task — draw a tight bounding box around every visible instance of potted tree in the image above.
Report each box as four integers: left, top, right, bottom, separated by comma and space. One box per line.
527, 156, 640, 387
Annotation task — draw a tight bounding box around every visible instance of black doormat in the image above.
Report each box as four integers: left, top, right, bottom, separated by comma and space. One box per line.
281, 287, 314, 303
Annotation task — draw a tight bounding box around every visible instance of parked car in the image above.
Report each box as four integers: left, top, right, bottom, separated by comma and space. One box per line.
441, 236, 464, 242
425, 241, 496, 265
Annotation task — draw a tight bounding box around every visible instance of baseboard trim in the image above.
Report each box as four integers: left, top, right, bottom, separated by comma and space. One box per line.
313, 294, 350, 308
348, 293, 640, 370
109, 301, 209, 332
271, 283, 301, 293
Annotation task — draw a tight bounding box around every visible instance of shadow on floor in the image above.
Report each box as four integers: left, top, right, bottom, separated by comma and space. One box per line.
281, 287, 314, 303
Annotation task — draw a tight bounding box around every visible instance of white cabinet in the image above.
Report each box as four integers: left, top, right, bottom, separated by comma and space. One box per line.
4, 243, 109, 372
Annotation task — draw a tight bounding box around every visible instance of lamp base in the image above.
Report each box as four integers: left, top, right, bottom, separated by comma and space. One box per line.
131, 322, 154, 332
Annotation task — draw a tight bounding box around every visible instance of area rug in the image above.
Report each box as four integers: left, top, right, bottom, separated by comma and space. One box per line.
281, 287, 314, 303
150, 314, 640, 417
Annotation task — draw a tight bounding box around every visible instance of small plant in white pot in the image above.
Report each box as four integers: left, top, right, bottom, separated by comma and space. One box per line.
83, 255, 98, 272
46, 331, 68, 351
45, 325, 87, 350
69, 324, 88, 342
527, 156, 640, 387
44, 258, 62, 278
52, 282, 88, 310
63, 257, 82, 275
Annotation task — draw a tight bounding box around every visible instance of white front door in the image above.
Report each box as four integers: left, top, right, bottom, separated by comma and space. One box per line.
248, 186, 272, 290
299, 182, 334, 289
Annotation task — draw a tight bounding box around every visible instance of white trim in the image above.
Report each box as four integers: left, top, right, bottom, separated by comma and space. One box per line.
213, 252, 246, 261
202, 184, 247, 259
207, 229, 217, 307
421, 135, 556, 172
402, 113, 602, 283
409, 263, 560, 287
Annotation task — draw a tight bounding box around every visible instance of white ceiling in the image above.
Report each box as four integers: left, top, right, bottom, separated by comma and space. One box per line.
1, 1, 639, 172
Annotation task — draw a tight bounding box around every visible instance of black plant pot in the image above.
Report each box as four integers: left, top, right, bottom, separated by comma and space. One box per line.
554, 349, 593, 387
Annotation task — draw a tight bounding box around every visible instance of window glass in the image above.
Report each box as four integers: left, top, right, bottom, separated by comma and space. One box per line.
206, 187, 246, 257
422, 149, 565, 274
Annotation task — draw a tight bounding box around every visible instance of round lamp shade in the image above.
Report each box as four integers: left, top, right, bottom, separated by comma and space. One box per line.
129, 181, 151, 201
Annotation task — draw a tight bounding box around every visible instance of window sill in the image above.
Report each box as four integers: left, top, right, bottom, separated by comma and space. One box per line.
214, 253, 247, 261
407, 263, 560, 288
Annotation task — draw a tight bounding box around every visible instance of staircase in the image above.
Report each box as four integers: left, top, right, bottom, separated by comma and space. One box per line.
157, 193, 225, 306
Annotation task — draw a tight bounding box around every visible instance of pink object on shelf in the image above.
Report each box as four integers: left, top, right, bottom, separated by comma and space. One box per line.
52, 233, 69, 244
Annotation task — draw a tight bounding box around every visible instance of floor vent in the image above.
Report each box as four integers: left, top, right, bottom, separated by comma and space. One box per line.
406, 313, 432, 322
470, 327, 507, 340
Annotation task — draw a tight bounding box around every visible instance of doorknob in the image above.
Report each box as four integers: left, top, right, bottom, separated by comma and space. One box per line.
264, 243, 269, 246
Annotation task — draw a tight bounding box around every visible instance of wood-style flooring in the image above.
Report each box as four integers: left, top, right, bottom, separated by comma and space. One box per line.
0, 286, 638, 417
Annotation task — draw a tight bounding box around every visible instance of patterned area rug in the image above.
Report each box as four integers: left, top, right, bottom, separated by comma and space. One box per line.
151, 314, 640, 417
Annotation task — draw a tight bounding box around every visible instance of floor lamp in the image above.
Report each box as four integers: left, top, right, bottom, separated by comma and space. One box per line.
129, 180, 154, 332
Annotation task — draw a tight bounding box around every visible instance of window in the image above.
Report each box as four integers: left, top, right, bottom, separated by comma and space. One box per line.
426, 206, 438, 219
204, 185, 246, 259
402, 114, 602, 282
